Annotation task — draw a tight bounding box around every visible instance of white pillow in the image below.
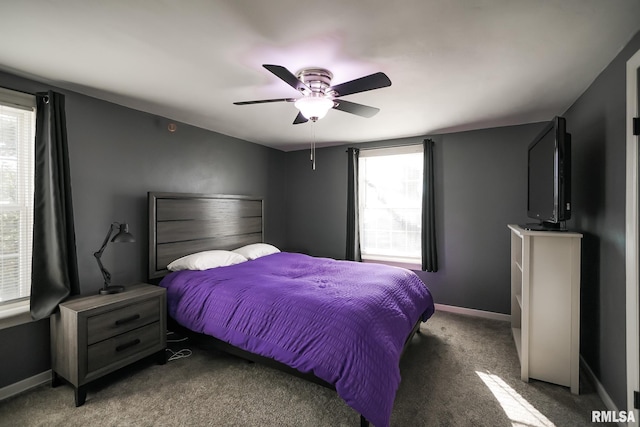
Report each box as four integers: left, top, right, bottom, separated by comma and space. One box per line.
167, 250, 248, 271
233, 243, 280, 260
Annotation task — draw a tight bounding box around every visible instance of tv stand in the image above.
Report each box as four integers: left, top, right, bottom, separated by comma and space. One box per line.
508, 224, 582, 393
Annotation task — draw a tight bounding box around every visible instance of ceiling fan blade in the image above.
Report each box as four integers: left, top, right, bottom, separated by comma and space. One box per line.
263, 64, 311, 94
330, 72, 391, 97
293, 112, 308, 125
233, 98, 295, 105
332, 100, 380, 118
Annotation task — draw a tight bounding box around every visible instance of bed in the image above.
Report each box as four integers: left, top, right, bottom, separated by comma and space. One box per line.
148, 192, 435, 427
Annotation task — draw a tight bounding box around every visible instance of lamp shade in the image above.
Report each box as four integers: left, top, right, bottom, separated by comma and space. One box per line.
294, 96, 334, 121
112, 223, 135, 243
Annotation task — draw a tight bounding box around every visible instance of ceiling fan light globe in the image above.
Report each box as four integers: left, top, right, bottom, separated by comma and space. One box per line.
294, 97, 333, 121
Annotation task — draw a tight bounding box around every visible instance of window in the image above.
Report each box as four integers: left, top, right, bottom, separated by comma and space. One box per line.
0, 88, 35, 305
358, 145, 423, 266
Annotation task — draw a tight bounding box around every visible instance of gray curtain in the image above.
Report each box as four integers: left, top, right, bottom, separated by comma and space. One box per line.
30, 91, 80, 320
346, 147, 361, 261
422, 139, 438, 272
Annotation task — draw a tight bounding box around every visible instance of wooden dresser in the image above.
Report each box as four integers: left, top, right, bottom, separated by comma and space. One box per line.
50, 283, 167, 406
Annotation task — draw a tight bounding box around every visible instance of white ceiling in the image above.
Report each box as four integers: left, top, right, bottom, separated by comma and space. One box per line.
1, 1, 639, 152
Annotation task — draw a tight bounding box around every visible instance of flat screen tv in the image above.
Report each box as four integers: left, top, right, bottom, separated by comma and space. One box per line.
525, 116, 571, 231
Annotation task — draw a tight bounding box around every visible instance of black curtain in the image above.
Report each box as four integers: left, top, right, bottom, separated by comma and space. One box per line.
30, 91, 80, 320
346, 147, 361, 261
422, 139, 438, 272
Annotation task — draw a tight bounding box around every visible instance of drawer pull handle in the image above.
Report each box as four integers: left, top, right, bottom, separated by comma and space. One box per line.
116, 339, 141, 352
115, 314, 140, 326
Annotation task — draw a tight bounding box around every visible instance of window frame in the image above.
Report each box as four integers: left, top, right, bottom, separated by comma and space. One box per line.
358, 144, 423, 269
0, 87, 36, 328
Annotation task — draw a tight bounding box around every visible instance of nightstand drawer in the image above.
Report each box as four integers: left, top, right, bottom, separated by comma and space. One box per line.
87, 321, 162, 373
87, 298, 160, 344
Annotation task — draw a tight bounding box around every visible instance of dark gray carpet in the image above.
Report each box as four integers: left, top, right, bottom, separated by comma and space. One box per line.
0, 311, 608, 426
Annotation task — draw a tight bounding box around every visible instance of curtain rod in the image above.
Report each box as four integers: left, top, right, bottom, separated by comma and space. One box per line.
346, 138, 434, 152
0, 86, 51, 105
0, 85, 51, 98
0, 85, 36, 96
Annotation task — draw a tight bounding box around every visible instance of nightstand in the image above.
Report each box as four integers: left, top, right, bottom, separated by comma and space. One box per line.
50, 283, 167, 406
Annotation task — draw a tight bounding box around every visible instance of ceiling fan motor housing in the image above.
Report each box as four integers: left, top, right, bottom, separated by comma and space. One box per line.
296, 68, 335, 96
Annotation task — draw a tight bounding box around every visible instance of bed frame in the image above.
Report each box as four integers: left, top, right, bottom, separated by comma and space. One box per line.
148, 191, 420, 426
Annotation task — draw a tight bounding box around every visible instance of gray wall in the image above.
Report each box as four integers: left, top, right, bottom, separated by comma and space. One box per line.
563, 30, 640, 410
284, 122, 545, 315
0, 70, 287, 388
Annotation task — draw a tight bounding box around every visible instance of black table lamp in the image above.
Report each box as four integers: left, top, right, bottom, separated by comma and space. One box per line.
94, 222, 135, 295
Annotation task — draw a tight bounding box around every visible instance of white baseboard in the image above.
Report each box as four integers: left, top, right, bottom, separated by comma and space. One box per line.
0, 370, 51, 402
434, 303, 511, 322
580, 356, 626, 426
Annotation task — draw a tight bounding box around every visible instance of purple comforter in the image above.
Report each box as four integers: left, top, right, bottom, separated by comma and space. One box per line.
160, 252, 434, 426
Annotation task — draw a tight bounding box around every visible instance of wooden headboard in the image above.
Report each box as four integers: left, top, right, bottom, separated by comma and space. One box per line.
148, 192, 264, 280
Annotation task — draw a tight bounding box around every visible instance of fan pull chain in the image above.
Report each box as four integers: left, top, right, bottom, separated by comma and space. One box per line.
310, 122, 316, 170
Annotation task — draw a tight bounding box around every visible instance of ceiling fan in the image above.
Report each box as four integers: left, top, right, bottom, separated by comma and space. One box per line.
234, 64, 392, 124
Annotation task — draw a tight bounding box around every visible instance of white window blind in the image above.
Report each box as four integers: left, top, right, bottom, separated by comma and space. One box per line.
358, 145, 423, 264
0, 88, 35, 304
